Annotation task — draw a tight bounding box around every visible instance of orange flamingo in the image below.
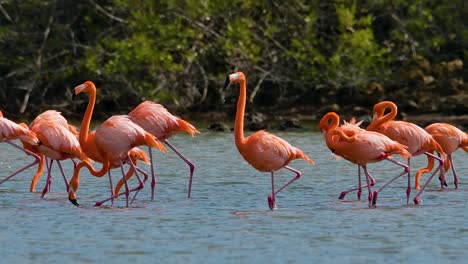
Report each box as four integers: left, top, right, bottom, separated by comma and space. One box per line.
318, 112, 376, 200
22, 110, 89, 197
415, 123, 468, 189
68, 81, 167, 207
325, 127, 411, 207
114, 101, 200, 200
0, 111, 41, 185
224, 72, 314, 210
367, 101, 445, 204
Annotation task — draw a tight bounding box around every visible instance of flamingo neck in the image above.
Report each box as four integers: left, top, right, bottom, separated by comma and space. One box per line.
79, 85, 96, 146
369, 103, 397, 130
234, 79, 246, 148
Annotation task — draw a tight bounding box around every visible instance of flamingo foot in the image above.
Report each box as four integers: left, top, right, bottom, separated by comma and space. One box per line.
338, 191, 347, 200
267, 195, 276, 210
414, 196, 421, 205
454, 179, 458, 189
41, 186, 49, 198
69, 198, 79, 207
357, 189, 362, 200
370, 179, 376, 187
94, 201, 103, 207
406, 187, 411, 205
372, 191, 379, 206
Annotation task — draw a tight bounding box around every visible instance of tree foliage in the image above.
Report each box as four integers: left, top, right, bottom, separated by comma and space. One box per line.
0, 0, 466, 120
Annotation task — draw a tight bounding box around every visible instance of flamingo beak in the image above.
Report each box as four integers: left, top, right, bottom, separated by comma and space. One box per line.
223, 75, 230, 89
73, 83, 86, 98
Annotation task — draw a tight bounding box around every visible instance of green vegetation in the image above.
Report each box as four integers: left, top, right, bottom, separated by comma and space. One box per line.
0, 0, 466, 121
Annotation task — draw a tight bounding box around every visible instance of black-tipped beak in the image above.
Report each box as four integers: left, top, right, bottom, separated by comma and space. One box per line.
72, 88, 76, 100
223, 75, 230, 89
69, 198, 80, 207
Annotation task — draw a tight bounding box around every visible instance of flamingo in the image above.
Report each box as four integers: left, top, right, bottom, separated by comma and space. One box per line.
325, 128, 411, 207
367, 101, 446, 204
114, 101, 200, 200
68, 81, 167, 207
22, 110, 90, 197
318, 112, 376, 200
415, 123, 468, 189
0, 111, 41, 186
224, 72, 314, 210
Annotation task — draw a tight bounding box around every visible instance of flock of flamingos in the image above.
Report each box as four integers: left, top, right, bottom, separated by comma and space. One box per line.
0, 71, 467, 210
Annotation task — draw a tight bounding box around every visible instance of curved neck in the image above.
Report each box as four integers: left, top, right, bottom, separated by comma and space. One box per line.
79, 85, 96, 146
369, 103, 397, 131
234, 79, 246, 147
327, 113, 339, 132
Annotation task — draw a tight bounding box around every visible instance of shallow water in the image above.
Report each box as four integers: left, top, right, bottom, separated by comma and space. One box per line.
1, 132, 467, 263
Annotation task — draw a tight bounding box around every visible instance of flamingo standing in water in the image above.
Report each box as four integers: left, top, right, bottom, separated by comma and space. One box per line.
0, 111, 40, 186
415, 123, 468, 189
68, 81, 167, 207
367, 101, 445, 204
224, 72, 314, 210
22, 110, 89, 197
114, 101, 200, 200
324, 127, 411, 207
318, 112, 376, 200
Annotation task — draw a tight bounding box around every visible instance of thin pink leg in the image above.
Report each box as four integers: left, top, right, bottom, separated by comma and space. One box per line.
94, 158, 146, 207
148, 146, 156, 201
338, 165, 375, 200
165, 140, 195, 198
362, 165, 374, 207
268, 172, 276, 210
267, 166, 302, 210
448, 155, 458, 189
130, 165, 149, 204
0, 141, 40, 185
41, 158, 54, 198
107, 170, 114, 205
371, 158, 409, 206
56, 160, 70, 193
414, 152, 444, 205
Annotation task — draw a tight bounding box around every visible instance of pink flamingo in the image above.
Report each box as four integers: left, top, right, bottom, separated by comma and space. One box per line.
224, 72, 314, 210
318, 112, 376, 200
23, 110, 89, 197
68, 81, 167, 207
367, 101, 446, 204
114, 101, 200, 200
0, 111, 41, 185
325, 127, 411, 207
415, 123, 468, 189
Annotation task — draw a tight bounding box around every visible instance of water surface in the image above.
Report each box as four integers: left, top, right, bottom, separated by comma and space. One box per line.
1, 132, 467, 263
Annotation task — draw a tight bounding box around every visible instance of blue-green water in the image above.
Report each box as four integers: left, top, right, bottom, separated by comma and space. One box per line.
1, 132, 467, 263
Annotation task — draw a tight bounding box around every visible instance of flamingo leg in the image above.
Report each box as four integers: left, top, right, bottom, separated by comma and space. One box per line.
268, 172, 276, 210
0, 141, 40, 185
148, 146, 156, 201
108, 170, 114, 205
362, 165, 374, 208
338, 165, 376, 200
94, 158, 147, 207
56, 160, 70, 193
41, 158, 54, 198
165, 140, 195, 198
413, 152, 444, 205
447, 155, 458, 189
130, 165, 149, 204
371, 158, 409, 206
267, 166, 302, 210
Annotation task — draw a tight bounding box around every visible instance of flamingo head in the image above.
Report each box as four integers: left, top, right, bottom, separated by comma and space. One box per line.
224, 72, 246, 89
372, 101, 397, 120
73, 81, 96, 98
318, 112, 340, 133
